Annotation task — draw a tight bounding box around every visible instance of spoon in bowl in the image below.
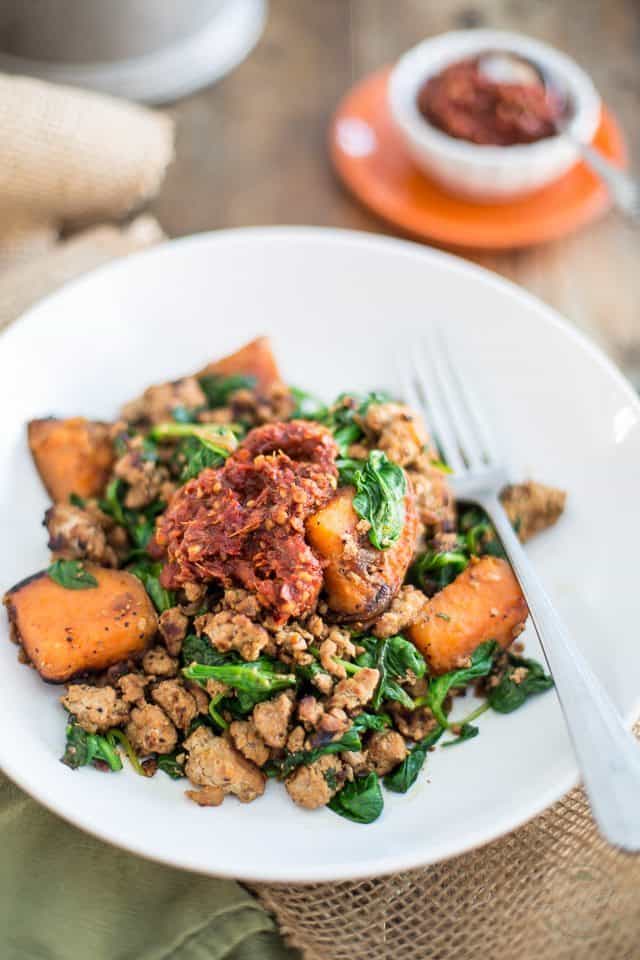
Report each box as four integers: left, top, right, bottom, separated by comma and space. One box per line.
477, 51, 640, 222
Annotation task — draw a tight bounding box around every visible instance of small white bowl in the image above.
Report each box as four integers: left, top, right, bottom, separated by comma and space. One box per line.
388, 29, 601, 202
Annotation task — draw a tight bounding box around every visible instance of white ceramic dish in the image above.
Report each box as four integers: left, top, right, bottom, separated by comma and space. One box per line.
0, 227, 639, 883
388, 30, 601, 201
0, 0, 267, 103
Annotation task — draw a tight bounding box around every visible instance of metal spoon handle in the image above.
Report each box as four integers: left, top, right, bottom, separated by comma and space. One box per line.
570, 137, 640, 222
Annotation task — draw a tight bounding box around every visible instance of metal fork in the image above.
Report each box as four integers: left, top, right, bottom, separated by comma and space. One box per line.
397, 325, 640, 851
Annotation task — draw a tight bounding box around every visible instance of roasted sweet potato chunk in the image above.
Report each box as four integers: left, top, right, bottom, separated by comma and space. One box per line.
306, 485, 419, 623
4, 565, 157, 682
28, 417, 114, 503
197, 336, 283, 393
408, 556, 528, 675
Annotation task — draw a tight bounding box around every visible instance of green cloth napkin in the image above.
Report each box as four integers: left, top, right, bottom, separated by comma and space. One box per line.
0, 773, 297, 960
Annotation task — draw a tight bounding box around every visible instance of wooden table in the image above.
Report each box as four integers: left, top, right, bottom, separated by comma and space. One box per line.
151, 0, 640, 387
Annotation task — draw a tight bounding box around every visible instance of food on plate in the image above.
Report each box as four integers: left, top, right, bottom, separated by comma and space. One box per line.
408, 556, 528, 676
306, 484, 420, 622
197, 335, 284, 393
28, 417, 114, 503
417, 55, 565, 146
500, 481, 567, 542
4, 336, 562, 822
155, 420, 339, 625
4, 564, 157, 682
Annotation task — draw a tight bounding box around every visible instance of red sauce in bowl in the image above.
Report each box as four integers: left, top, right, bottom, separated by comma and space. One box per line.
417, 55, 564, 146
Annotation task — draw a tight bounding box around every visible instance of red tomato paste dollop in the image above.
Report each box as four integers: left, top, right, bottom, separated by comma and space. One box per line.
417, 56, 564, 146
155, 421, 338, 625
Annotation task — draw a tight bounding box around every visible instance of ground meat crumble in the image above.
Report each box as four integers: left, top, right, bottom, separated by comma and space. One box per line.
228, 719, 270, 767
285, 754, 344, 810
113, 434, 175, 510
46, 503, 119, 568
252, 692, 294, 749
183, 726, 265, 804
121, 376, 207, 427
157, 607, 188, 656
367, 730, 407, 776
500, 481, 566, 543
141, 646, 178, 678
151, 680, 198, 731
61, 684, 130, 733
126, 704, 178, 755
373, 585, 427, 638
195, 610, 270, 662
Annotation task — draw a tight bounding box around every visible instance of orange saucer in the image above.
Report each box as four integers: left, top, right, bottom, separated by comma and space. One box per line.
330, 68, 627, 250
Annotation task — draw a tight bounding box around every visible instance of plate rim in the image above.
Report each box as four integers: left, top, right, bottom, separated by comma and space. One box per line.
1, 225, 639, 883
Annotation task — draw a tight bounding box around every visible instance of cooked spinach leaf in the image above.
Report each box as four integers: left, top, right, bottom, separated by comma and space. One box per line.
335, 457, 361, 486
208, 693, 229, 730
141, 436, 160, 461
488, 653, 553, 713
333, 423, 362, 455
294, 658, 332, 686
183, 657, 297, 698
323, 767, 339, 791
442, 723, 480, 747
318, 391, 392, 456
61, 720, 122, 772
150, 422, 237, 459
157, 751, 185, 779
181, 633, 228, 667
408, 508, 508, 595
100, 475, 127, 526
458, 506, 505, 558
187, 715, 217, 737
289, 387, 328, 421
346, 450, 407, 550
128, 500, 165, 551
68, 492, 86, 508
127, 555, 175, 612
410, 544, 469, 593
48, 559, 98, 590
171, 405, 199, 424
356, 635, 426, 711
383, 725, 444, 793
328, 772, 384, 824
107, 728, 146, 776
429, 458, 453, 474
226, 688, 273, 715
273, 726, 362, 779
177, 434, 226, 481
416, 640, 497, 728
198, 373, 256, 408
99, 476, 164, 551
352, 711, 391, 734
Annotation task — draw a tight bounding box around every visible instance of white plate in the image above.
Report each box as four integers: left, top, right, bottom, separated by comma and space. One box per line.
0, 227, 639, 883
0, 0, 267, 104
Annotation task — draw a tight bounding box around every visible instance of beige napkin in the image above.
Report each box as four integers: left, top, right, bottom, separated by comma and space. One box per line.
0, 71, 174, 316
0, 216, 165, 329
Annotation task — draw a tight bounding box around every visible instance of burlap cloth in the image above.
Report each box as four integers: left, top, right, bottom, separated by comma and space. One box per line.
252, 729, 640, 960
0, 69, 638, 960
0, 71, 173, 321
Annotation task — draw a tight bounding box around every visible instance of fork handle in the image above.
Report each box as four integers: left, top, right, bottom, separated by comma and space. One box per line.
478, 493, 640, 851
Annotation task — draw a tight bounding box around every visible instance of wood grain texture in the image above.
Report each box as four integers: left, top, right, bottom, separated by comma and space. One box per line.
151, 0, 640, 385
